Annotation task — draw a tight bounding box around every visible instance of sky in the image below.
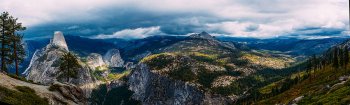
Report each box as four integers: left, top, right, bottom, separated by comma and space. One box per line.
0, 0, 349, 39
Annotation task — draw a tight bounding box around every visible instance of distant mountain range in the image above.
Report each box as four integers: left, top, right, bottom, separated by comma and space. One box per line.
3, 31, 349, 104
15, 34, 347, 74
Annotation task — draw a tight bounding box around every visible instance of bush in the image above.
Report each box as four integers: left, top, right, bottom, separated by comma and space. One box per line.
48, 84, 61, 91
15, 86, 35, 94
141, 53, 174, 70
0, 86, 48, 105
189, 52, 216, 63
92, 70, 105, 81
169, 65, 196, 81
198, 69, 223, 88
8, 74, 35, 84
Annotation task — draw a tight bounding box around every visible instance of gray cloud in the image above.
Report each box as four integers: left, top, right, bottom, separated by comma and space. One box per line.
0, 0, 348, 39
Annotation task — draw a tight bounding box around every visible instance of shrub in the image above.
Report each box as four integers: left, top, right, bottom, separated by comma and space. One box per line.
8, 74, 36, 84
141, 53, 174, 70
189, 52, 216, 63
0, 86, 48, 105
48, 84, 61, 91
107, 70, 131, 80
169, 65, 195, 81
92, 70, 105, 81
15, 86, 35, 94
197, 70, 223, 88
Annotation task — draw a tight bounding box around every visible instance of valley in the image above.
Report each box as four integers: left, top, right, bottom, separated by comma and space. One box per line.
0, 1, 349, 104
1, 30, 349, 105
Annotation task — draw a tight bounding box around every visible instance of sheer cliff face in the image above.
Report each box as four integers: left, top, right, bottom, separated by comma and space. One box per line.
128, 64, 204, 105
52, 31, 68, 51
103, 49, 124, 67
87, 53, 105, 69
24, 42, 68, 85
128, 64, 235, 105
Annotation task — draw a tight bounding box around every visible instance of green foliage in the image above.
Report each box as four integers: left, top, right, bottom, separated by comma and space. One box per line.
8, 74, 26, 81
212, 82, 243, 96
15, 86, 35, 94
333, 48, 339, 68
107, 70, 131, 80
90, 84, 107, 105
298, 81, 350, 105
59, 52, 81, 82
92, 70, 105, 81
0, 11, 26, 73
197, 69, 221, 88
169, 65, 195, 81
0, 86, 48, 105
90, 84, 140, 105
8, 74, 35, 83
48, 84, 61, 91
253, 51, 350, 104
104, 85, 141, 105
141, 53, 174, 70
188, 52, 216, 63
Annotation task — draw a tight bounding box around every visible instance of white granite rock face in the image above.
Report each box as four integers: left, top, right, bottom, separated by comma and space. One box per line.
25, 42, 68, 84
87, 53, 105, 69
51, 31, 68, 51
24, 31, 96, 98
128, 63, 236, 105
103, 49, 124, 67
128, 64, 204, 105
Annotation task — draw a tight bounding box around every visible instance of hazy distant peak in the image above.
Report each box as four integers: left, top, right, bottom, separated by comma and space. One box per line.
189, 31, 215, 40
200, 31, 210, 36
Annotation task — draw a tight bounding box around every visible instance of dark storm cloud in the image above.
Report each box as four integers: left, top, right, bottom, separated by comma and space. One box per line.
1, 0, 348, 39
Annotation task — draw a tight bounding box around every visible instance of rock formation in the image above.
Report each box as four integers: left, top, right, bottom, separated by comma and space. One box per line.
189, 31, 215, 40
0, 73, 88, 105
86, 53, 105, 69
103, 49, 124, 67
128, 63, 236, 105
128, 64, 204, 105
24, 31, 95, 98
24, 36, 69, 84
51, 31, 68, 51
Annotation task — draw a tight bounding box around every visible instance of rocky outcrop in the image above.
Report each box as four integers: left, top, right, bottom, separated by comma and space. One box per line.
51, 31, 68, 51
189, 31, 215, 40
0, 73, 87, 105
86, 53, 105, 69
128, 64, 204, 105
50, 82, 88, 104
24, 40, 68, 84
129, 63, 240, 105
24, 31, 96, 98
103, 49, 124, 67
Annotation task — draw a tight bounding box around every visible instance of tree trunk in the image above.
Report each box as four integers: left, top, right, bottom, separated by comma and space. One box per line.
67, 60, 70, 83
1, 18, 5, 72
14, 40, 18, 76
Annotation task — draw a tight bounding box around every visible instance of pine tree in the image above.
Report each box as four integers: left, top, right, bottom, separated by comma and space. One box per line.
312, 54, 317, 70
0, 12, 11, 72
344, 47, 349, 66
8, 17, 26, 76
59, 52, 81, 82
333, 48, 339, 69
11, 34, 25, 76
0, 12, 25, 73
340, 48, 345, 67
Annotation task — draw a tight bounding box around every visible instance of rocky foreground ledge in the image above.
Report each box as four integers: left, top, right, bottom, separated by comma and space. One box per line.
0, 73, 87, 105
